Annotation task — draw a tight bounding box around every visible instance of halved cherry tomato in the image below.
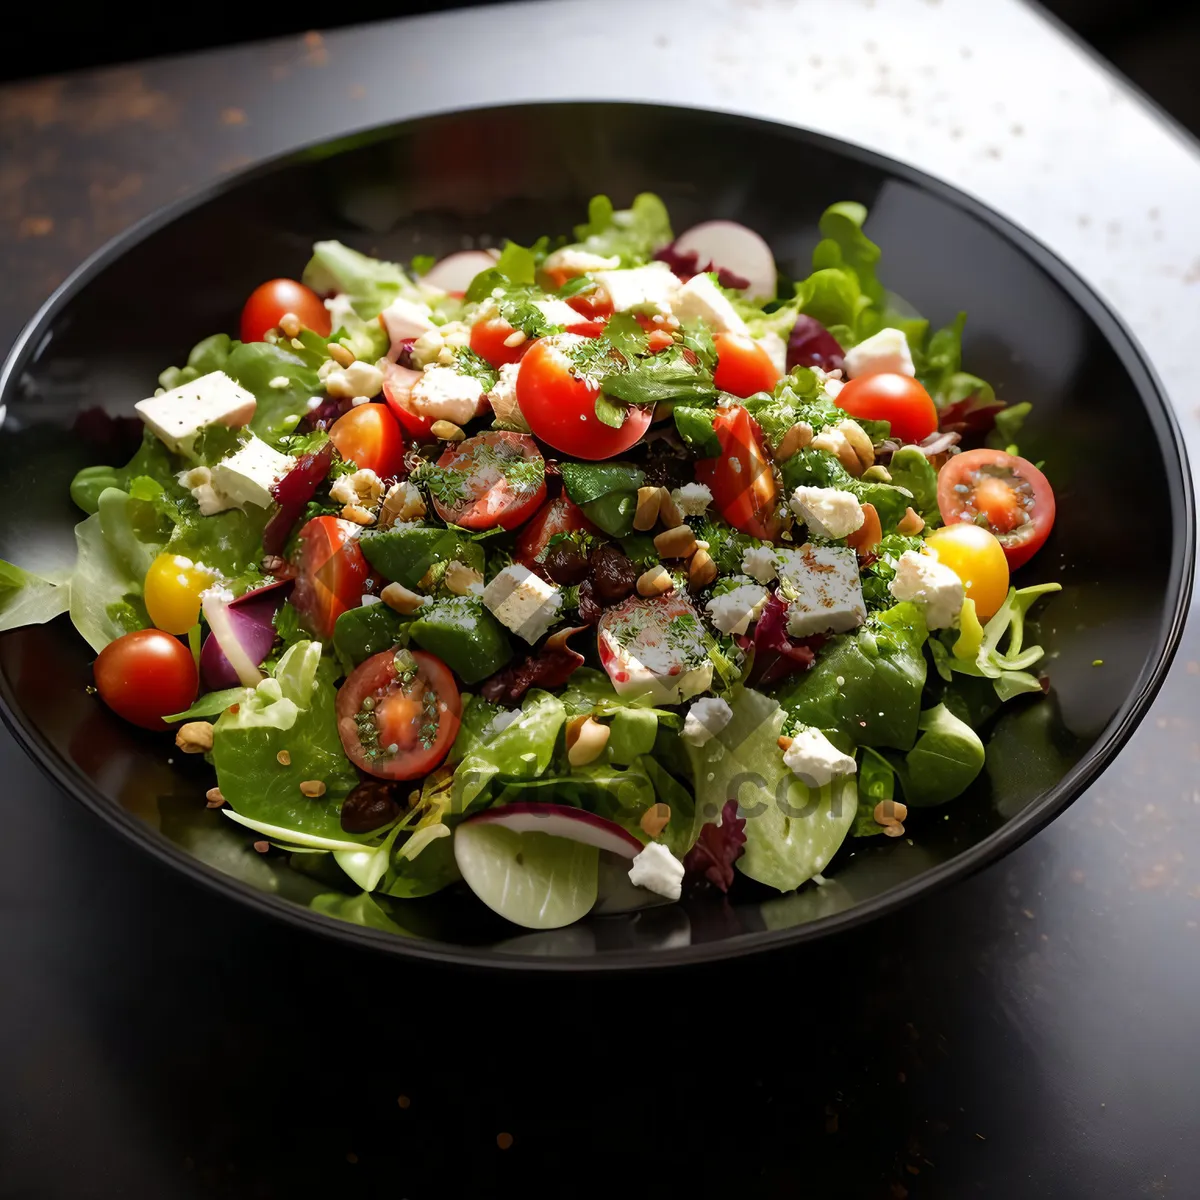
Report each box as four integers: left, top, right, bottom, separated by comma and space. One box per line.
694, 405, 782, 540
712, 331, 780, 398
834, 372, 937, 444
240, 279, 331, 343
429, 430, 547, 531
924, 523, 1010, 620
381, 361, 434, 441
336, 649, 461, 781
328, 403, 406, 479
290, 516, 371, 639
93, 629, 199, 731
516, 334, 653, 460
514, 494, 598, 567
936, 448, 1056, 570
470, 316, 528, 369
566, 288, 614, 319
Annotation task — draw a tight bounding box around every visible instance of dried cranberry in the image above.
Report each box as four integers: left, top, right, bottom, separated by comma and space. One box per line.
576, 579, 603, 626
340, 780, 402, 833
590, 544, 638, 603
544, 543, 591, 586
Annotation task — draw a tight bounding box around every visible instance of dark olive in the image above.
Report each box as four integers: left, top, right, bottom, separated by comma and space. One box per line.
590, 544, 638, 603
543, 543, 591, 585
340, 780, 402, 833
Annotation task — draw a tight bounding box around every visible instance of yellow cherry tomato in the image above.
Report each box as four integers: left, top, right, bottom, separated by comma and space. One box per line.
924, 524, 1010, 620
143, 553, 214, 635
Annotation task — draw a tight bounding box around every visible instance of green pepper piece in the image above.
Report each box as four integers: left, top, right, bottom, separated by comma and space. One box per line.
409, 597, 512, 684
333, 603, 410, 674
606, 708, 658, 765
360, 526, 484, 590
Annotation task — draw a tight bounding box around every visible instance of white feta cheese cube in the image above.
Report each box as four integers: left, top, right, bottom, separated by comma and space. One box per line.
757, 330, 787, 375
482, 564, 562, 644
776, 545, 866, 638
888, 550, 964, 629
669, 482, 713, 517
843, 327, 915, 379
671, 272, 747, 334
681, 696, 734, 746
627, 841, 685, 900
486, 362, 527, 431
542, 247, 621, 276
379, 296, 436, 353
319, 358, 384, 401
741, 545, 778, 584
783, 727, 858, 788
592, 262, 680, 314
532, 298, 592, 328
408, 365, 484, 425
789, 486, 865, 540
705, 583, 769, 636
210, 436, 294, 509
135, 371, 256, 456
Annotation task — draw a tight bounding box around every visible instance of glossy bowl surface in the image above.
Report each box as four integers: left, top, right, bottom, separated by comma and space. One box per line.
0, 103, 1191, 969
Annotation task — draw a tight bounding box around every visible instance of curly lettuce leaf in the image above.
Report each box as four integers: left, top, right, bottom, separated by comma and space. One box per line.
886, 447, 940, 524
302, 240, 414, 319
571, 193, 673, 264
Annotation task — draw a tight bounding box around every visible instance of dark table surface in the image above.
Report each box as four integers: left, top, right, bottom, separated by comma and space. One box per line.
3, 12, 1199, 1199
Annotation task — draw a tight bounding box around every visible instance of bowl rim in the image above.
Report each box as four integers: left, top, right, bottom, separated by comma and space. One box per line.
0, 99, 1192, 972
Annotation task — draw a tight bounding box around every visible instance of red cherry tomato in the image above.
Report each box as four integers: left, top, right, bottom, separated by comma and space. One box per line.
694, 405, 781, 540
712, 332, 781, 398
290, 516, 372, 639
937, 448, 1056, 569
470, 316, 528, 369
328, 403, 406, 479
834, 371, 938, 444
93, 629, 198, 731
516, 334, 653, 460
336, 650, 461, 781
514, 494, 598, 568
380, 362, 436, 441
429, 430, 547, 531
565, 288, 614, 319
240, 279, 331, 344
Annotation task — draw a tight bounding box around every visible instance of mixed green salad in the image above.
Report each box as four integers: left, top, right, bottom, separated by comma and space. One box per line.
1, 195, 1062, 930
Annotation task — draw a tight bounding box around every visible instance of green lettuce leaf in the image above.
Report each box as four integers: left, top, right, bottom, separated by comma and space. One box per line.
572, 193, 673, 264
892, 703, 985, 807
851, 748, 896, 837
886, 447, 940, 524
223, 342, 323, 448
0, 560, 70, 633
302, 240, 413, 319
917, 312, 995, 409
781, 447, 914, 528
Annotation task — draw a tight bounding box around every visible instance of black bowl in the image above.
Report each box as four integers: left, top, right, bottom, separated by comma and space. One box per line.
0, 103, 1191, 969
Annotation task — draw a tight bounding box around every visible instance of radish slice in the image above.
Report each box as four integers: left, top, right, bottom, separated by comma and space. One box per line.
463, 803, 643, 858
200, 580, 292, 691
201, 588, 266, 688
674, 220, 777, 301
420, 250, 500, 294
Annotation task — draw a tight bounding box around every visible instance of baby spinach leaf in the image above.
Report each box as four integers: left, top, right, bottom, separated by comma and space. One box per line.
893, 703, 985, 807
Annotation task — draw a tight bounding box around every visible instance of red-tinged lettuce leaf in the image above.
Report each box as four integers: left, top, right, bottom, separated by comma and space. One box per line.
739, 594, 825, 688
263, 441, 335, 556
683, 799, 746, 892
786, 314, 845, 373
654, 243, 750, 291
937, 393, 1007, 436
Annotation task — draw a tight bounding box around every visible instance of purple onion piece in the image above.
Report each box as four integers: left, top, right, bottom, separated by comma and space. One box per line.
200, 580, 294, 691
263, 442, 335, 557
786, 315, 845, 373
653, 243, 751, 291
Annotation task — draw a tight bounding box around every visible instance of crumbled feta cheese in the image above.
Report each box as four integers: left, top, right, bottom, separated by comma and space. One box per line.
532, 298, 591, 328
757, 330, 787, 375
543, 247, 621, 276
789, 486, 865, 540
741, 545, 778, 584
360, 593, 381, 607
669, 482, 713, 517
482, 564, 562, 644
627, 841, 685, 900
487, 708, 522, 737
379, 296, 436, 352
843, 327, 916, 379
486, 362, 527, 431
783, 727, 858, 788
705, 583, 769, 636
888, 550, 965, 629
823, 377, 844, 399
670, 272, 747, 334
776, 545, 866, 638
409, 320, 472, 368
592, 262, 679, 314
319, 358, 384, 401
330, 468, 384, 509
681, 697, 734, 746
177, 465, 234, 516
210, 436, 294, 509
135, 371, 256, 456
268, 375, 290, 390
409, 365, 484, 425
